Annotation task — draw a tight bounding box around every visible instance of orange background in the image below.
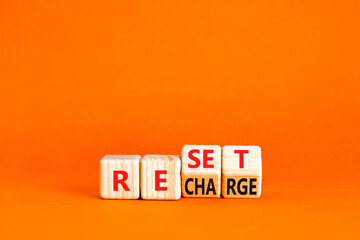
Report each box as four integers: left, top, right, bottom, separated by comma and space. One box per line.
1, 0, 359, 239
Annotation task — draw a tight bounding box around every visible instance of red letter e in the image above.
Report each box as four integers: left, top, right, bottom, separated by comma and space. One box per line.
155, 170, 167, 191
203, 149, 214, 168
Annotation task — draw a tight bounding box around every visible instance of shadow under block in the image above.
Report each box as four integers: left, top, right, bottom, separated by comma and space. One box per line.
100, 155, 141, 199
181, 145, 221, 197
140, 155, 181, 200
221, 146, 262, 198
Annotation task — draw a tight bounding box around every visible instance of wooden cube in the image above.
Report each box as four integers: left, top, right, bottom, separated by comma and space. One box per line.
140, 155, 181, 200
222, 146, 262, 198
181, 145, 221, 197
100, 155, 141, 199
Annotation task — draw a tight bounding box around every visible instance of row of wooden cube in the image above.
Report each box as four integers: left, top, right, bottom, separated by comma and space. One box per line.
100, 145, 262, 200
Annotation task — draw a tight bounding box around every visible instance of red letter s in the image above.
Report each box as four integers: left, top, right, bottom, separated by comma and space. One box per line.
188, 149, 201, 168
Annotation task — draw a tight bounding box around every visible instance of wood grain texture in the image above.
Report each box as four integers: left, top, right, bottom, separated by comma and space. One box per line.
181, 173, 220, 197
221, 175, 261, 198
100, 155, 140, 199
222, 146, 262, 198
140, 155, 181, 200
181, 145, 221, 197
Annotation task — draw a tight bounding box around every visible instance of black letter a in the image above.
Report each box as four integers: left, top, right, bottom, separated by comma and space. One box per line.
206, 178, 216, 195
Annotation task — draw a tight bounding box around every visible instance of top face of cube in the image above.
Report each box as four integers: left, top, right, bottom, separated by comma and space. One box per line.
181, 145, 221, 174
141, 155, 180, 163
101, 155, 141, 162
222, 146, 262, 176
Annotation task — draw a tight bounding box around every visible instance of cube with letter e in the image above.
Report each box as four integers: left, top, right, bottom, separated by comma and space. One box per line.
181, 145, 221, 197
100, 155, 140, 199
222, 146, 262, 198
140, 155, 181, 200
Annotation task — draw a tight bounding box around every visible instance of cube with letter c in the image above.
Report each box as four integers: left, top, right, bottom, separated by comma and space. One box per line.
222, 146, 262, 198
181, 145, 221, 197
140, 155, 181, 200
100, 155, 140, 199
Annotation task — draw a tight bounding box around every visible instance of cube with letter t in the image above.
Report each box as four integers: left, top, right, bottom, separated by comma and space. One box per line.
181, 145, 221, 197
222, 146, 262, 198
140, 155, 181, 200
100, 155, 141, 199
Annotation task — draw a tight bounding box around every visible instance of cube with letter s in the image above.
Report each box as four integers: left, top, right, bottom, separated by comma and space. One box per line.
181, 145, 221, 197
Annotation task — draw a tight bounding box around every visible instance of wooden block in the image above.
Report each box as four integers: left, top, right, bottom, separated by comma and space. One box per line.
181, 145, 221, 197
140, 155, 181, 200
222, 146, 262, 198
100, 155, 140, 199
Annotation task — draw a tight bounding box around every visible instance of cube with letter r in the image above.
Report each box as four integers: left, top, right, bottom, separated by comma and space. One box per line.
100, 155, 140, 199
222, 146, 262, 198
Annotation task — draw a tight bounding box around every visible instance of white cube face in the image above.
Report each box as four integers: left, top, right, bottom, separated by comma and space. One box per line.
222, 146, 262, 176
181, 145, 221, 174
141, 155, 181, 200
100, 155, 141, 199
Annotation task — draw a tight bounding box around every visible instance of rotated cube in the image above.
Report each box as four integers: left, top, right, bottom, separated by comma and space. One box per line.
222, 146, 262, 198
181, 145, 221, 197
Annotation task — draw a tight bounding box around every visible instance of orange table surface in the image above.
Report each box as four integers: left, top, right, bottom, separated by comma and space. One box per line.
1, 0, 359, 239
